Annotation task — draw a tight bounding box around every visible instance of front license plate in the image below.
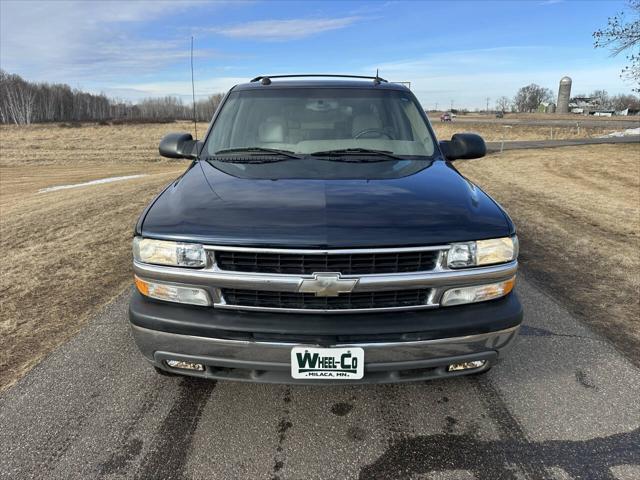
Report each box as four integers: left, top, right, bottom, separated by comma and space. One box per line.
291, 347, 364, 380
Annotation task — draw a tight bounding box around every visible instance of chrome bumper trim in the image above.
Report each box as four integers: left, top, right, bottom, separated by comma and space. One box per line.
131, 325, 520, 367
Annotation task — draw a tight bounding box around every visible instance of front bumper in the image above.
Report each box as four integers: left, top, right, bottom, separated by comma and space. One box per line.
129, 290, 522, 384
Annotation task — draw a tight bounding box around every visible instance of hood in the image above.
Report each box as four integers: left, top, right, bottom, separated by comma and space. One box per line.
140, 158, 513, 248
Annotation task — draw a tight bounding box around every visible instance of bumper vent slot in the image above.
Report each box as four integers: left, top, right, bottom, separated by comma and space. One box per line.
215, 251, 438, 275
221, 288, 430, 310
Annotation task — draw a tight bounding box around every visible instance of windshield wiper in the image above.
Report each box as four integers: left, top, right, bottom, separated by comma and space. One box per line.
204, 156, 289, 164
214, 147, 302, 159
309, 148, 403, 161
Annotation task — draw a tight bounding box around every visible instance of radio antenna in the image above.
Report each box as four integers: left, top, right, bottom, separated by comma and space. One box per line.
374, 68, 381, 85
190, 36, 198, 141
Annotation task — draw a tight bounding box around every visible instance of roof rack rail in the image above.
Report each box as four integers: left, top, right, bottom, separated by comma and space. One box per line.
250, 74, 388, 85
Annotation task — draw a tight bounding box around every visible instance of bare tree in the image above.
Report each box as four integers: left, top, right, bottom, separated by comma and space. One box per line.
610, 93, 640, 110
590, 89, 611, 108
195, 93, 224, 121
137, 96, 187, 120
0, 70, 111, 124
513, 84, 554, 112
0, 71, 37, 124
593, 0, 640, 91
495, 96, 511, 112
0, 70, 226, 125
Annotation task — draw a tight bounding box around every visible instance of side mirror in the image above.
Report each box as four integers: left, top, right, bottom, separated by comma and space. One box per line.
439, 133, 486, 160
159, 132, 201, 159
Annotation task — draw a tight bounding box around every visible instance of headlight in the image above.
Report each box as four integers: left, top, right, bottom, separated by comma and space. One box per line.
441, 277, 515, 306
133, 237, 206, 268
135, 275, 210, 306
447, 236, 517, 269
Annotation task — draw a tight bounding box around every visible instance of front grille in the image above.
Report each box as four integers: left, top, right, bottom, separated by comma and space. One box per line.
215, 250, 439, 275
221, 288, 430, 310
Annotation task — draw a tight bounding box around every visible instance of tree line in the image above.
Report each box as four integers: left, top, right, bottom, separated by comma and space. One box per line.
495, 85, 640, 113
0, 70, 224, 125
3, 69, 639, 124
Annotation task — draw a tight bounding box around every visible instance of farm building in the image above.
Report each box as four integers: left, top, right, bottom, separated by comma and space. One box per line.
568, 96, 597, 114
567, 96, 627, 116
538, 102, 556, 113
615, 108, 640, 116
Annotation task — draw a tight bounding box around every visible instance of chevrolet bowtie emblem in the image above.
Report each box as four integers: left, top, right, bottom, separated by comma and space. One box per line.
298, 273, 358, 297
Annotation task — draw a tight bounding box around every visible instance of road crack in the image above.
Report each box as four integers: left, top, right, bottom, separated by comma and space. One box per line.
358, 377, 639, 479
135, 377, 215, 480
271, 386, 292, 480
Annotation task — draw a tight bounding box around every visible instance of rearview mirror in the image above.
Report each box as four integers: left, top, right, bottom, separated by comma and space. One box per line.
159, 132, 201, 159
439, 133, 486, 160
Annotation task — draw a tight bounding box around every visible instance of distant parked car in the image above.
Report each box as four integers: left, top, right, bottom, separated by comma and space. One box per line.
440, 112, 452, 122
496, 112, 504, 118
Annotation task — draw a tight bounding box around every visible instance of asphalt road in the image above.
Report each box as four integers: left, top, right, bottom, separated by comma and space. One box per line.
1, 276, 639, 480
485, 135, 640, 153
451, 117, 640, 129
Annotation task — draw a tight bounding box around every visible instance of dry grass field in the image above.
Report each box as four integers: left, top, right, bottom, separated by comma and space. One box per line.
1, 121, 638, 392
457, 143, 640, 364
0, 122, 205, 392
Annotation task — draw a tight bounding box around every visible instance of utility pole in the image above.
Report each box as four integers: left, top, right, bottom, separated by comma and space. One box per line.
450, 99, 454, 111
435, 102, 438, 111
486, 97, 490, 114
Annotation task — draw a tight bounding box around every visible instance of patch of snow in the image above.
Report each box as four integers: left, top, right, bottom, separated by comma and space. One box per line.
599, 127, 640, 138
38, 174, 148, 193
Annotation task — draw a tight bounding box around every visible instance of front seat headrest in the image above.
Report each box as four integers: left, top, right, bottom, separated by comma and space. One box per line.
258, 116, 285, 143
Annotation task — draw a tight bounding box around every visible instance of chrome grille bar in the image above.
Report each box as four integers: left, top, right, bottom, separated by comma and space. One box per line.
214, 250, 440, 275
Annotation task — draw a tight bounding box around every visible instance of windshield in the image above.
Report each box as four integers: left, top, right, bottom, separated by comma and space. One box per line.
203, 88, 435, 158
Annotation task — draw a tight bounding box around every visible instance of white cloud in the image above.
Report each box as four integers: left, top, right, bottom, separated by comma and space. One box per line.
210, 17, 362, 41
2, 1, 633, 107
404, 66, 634, 109
0, 0, 209, 82
365, 48, 635, 109
372, 46, 544, 75
106, 76, 247, 101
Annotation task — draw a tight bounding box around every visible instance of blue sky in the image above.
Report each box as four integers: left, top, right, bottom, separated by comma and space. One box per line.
1, 0, 636, 109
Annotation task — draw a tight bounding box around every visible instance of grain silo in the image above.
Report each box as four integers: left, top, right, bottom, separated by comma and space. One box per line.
557, 76, 572, 114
